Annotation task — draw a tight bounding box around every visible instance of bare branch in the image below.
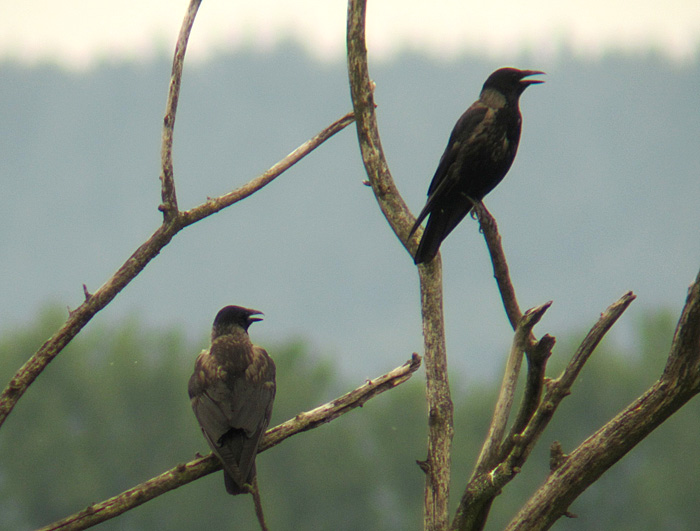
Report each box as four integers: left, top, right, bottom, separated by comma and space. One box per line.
346, 3, 415, 245
557, 291, 637, 390
503, 334, 556, 454
447, 201, 554, 530
346, 1, 453, 529
472, 201, 524, 330
451, 293, 634, 531
36, 355, 422, 531
417, 258, 454, 531
451, 304, 551, 531
181, 112, 355, 226
249, 477, 270, 531
506, 273, 700, 530
511, 292, 636, 464
663, 268, 700, 386
473, 302, 552, 476
159, 0, 202, 220
472, 201, 554, 451
0, 113, 355, 431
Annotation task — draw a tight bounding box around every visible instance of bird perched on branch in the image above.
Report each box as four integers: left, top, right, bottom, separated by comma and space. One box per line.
409, 67, 544, 264
188, 305, 276, 495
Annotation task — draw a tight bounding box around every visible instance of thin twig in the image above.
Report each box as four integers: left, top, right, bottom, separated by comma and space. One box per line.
472, 302, 552, 477
346, 1, 453, 529
0, 113, 355, 431
159, 0, 202, 220
555, 292, 636, 391
249, 477, 269, 531
181, 112, 355, 225
36, 355, 422, 531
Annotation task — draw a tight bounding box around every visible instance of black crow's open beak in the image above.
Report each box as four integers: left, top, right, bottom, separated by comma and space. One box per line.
248, 310, 264, 323
519, 70, 545, 86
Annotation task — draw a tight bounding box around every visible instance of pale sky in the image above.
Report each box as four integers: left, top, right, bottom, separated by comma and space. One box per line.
1, 0, 699, 68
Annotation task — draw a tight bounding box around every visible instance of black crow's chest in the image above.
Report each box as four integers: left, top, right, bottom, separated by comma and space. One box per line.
476, 107, 522, 170
456, 106, 522, 198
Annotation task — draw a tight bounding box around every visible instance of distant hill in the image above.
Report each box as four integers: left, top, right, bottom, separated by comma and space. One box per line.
1, 47, 698, 380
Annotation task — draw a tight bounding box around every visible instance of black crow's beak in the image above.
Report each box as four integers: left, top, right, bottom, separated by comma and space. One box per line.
248, 310, 264, 323
519, 70, 545, 86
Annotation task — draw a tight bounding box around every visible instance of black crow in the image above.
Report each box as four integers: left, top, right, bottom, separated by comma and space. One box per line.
410, 67, 544, 264
189, 305, 276, 495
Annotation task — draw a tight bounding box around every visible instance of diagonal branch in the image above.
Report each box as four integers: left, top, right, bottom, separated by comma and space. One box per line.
472, 201, 524, 330
181, 112, 355, 225
0, 112, 354, 431
474, 200, 563, 451
346, 1, 453, 529
663, 268, 700, 385
451, 303, 551, 531
448, 201, 554, 530
555, 292, 637, 391
36, 355, 422, 531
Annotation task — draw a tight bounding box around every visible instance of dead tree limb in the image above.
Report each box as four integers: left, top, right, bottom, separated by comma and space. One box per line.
346, 1, 453, 529
0, 2, 355, 434
505, 271, 700, 530
473, 302, 552, 477
0, 110, 354, 431
36, 355, 422, 531
452, 292, 635, 530
159, 0, 202, 221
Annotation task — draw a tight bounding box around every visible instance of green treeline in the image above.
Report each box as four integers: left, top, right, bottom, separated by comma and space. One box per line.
1, 307, 698, 530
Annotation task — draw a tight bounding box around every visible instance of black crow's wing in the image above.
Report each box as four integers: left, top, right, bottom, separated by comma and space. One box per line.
409, 104, 488, 239
189, 343, 276, 494
226, 345, 276, 489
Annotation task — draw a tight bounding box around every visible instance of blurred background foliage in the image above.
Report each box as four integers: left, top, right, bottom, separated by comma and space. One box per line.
1, 305, 698, 530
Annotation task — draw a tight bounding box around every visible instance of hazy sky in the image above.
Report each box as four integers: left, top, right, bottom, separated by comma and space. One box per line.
1, 0, 699, 67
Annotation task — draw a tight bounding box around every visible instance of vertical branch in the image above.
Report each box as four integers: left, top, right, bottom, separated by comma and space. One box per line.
345, 0, 415, 242
346, 1, 453, 529
159, 0, 203, 220
418, 258, 454, 530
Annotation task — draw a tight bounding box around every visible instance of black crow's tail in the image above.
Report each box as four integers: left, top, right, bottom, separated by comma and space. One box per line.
413, 213, 448, 264
413, 206, 472, 265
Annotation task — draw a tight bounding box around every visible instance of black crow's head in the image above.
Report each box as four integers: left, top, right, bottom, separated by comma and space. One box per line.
212, 305, 264, 338
482, 67, 545, 101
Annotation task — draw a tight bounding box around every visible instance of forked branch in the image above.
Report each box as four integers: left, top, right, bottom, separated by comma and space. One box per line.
0, 0, 356, 434
506, 270, 700, 530
473, 301, 552, 478
452, 292, 635, 531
